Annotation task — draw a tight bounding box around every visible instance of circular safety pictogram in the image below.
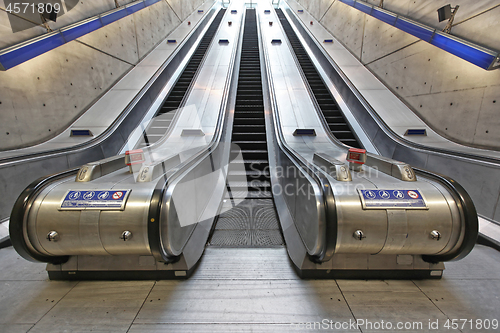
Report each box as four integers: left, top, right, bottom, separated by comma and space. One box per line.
407, 190, 419, 199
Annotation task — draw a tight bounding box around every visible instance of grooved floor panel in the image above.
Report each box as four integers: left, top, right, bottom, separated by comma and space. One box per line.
0, 246, 499, 332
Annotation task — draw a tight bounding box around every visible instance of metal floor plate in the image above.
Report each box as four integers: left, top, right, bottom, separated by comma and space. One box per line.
209, 199, 284, 247
209, 230, 252, 247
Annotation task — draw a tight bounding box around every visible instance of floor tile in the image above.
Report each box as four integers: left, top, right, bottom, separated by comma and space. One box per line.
443, 245, 500, 280
32, 281, 154, 326
135, 279, 353, 324
0, 247, 47, 281
0, 280, 77, 324
28, 323, 130, 333
0, 324, 33, 333
415, 278, 500, 331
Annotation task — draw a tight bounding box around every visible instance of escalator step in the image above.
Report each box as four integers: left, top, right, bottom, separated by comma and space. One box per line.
224, 190, 272, 199
209, 9, 282, 248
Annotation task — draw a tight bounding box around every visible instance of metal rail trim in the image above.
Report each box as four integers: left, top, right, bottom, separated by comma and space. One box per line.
0, 0, 163, 70
337, 0, 499, 70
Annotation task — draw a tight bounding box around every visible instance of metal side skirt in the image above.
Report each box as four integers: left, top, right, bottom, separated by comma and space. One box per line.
46, 218, 213, 280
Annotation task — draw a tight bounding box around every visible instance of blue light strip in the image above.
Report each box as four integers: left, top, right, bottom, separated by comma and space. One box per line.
371, 7, 396, 25
394, 17, 434, 42
336, 0, 499, 70
431, 32, 495, 69
0, 0, 163, 70
353, 1, 372, 14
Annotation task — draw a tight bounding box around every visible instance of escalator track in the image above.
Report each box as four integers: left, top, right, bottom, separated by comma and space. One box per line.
208, 9, 284, 248
275, 8, 362, 148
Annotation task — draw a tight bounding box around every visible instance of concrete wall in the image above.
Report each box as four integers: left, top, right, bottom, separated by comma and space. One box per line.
291, 0, 500, 150
0, 0, 208, 150
0, 0, 138, 49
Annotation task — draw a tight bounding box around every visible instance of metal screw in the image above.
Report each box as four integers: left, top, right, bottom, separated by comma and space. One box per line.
353, 230, 365, 240
340, 166, 348, 179
404, 166, 414, 179
47, 231, 59, 242
139, 167, 149, 181
121, 231, 132, 241
78, 167, 87, 180
430, 230, 441, 240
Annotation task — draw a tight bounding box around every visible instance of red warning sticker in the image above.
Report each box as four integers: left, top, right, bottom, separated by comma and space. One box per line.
407, 190, 419, 199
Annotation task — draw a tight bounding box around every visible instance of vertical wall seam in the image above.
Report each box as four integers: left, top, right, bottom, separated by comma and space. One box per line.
452, 4, 500, 27
75, 40, 136, 66
360, 13, 366, 63
132, 8, 141, 63
164, 0, 182, 22
0, 6, 44, 26
472, 87, 487, 144
363, 40, 420, 66
319, 0, 335, 22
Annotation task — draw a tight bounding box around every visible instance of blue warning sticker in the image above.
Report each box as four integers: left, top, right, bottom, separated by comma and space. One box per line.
358, 189, 427, 209
59, 190, 131, 210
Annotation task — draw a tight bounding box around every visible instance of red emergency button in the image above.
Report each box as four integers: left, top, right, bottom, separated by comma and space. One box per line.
125, 149, 145, 166
346, 148, 366, 165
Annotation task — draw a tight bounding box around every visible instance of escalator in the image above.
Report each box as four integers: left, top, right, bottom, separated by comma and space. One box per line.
208, 8, 283, 247
140, 8, 227, 147
7, 5, 479, 280
8, 6, 240, 278
275, 8, 362, 149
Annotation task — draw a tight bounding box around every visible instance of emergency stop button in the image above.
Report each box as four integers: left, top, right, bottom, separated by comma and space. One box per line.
346, 147, 366, 171
125, 149, 145, 173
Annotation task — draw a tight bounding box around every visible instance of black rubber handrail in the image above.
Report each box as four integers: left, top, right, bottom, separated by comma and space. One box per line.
9, 169, 78, 264
416, 168, 479, 262
147, 173, 175, 263
147, 8, 233, 262
260, 10, 337, 262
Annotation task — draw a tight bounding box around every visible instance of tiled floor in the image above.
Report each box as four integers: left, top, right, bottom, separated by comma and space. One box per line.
0, 245, 499, 333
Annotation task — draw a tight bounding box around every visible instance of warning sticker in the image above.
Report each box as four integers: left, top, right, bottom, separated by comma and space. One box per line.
59, 190, 131, 210
358, 189, 427, 210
